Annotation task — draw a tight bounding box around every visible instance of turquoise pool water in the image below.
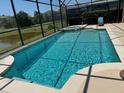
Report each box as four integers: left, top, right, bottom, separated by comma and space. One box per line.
2, 29, 120, 89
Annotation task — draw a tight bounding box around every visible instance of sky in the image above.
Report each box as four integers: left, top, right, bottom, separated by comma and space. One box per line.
0, 0, 91, 16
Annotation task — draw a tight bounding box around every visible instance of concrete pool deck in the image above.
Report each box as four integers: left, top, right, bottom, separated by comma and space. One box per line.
0, 56, 14, 74
0, 23, 124, 93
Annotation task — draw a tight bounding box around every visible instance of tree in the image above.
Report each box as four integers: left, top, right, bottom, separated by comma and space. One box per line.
4, 17, 16, 28
2, 14, 5, 16
34, 11, 39, 17
44, 13, 50, 22
16, 11, 32, 27
42, 10, 57, 22
0, 16, 16, 28
32, 11, 43, 25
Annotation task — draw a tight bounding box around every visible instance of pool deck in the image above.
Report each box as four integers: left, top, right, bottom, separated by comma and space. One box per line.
0, 23, 124, 93
0, 56, 14, 75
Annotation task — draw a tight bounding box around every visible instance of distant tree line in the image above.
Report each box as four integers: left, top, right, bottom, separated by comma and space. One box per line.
0, 10, 61, 29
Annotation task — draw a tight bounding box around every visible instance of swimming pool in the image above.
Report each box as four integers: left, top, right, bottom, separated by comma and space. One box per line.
2, 28, 120, 89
